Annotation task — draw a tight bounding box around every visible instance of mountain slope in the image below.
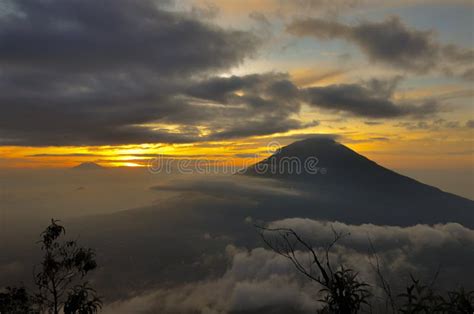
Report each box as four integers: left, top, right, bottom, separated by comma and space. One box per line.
245, 137, 432, 187
244, 137, 474, 226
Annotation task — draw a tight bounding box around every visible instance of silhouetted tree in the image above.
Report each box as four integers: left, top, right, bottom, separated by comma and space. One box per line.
34, 219, 101, 314
0, 286, 35, 313
63, 283, 102, 314
260, 226, 474, 314
0, 219, 102, 314
398, 276, 474, 314
368, 238, 397, 314
398, 275, 445, 313
259, 226, 371, 314
444, 287, 474, 313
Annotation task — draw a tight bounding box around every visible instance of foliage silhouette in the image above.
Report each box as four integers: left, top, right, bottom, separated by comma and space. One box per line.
64, 283, 102, 314
0, 219, 101, 314
259, 225, 474, 314
398, 276, 474, 314
259, 226, 371, 313
0, 286, 35, 313
34, 219, 101, 314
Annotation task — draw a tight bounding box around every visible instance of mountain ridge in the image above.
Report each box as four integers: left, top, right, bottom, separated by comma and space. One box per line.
243, 137, 473, 225
245, 137, 460, 194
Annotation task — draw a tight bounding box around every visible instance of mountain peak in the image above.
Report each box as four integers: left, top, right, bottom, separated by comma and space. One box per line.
244, 137, 441, 194
72, 162, 105, 170
291, 136, 337, 145
243, 138, 473, 226
245, 137, 376, 180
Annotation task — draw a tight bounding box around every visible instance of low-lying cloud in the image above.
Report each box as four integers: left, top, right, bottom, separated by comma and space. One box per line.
102, 219, 474, 313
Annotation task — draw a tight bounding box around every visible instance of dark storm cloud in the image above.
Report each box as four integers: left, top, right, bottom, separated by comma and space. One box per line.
0, 0, 262, 146
182, 73, 311, 140
287, 16, 474, 77
395, 119, 461, 130
0, 1, 449, 146
0, 0, 316, 146
303, 79, 439, 118
185, 73, 300, 107
0, 0, 255, 75
188, 75, 440, 124
364, 121, 383, 125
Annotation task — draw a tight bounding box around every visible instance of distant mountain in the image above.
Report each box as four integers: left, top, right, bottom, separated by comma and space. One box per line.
72, 162, 105, 170
245, 137, 426, 186
244, 137, 474, 226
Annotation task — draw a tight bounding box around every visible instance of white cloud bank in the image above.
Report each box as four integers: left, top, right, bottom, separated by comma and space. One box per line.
103, 219, 474, 314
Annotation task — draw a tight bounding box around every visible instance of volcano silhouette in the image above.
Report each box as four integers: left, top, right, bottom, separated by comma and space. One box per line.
72, 162, 105, 170
245, 137, 474, 227
246, 137, 427, 186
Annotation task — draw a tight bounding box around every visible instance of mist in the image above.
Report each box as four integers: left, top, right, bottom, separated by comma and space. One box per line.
1, 162, 473, 313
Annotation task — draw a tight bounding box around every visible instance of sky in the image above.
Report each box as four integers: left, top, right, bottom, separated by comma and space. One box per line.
0, 0, 472, 195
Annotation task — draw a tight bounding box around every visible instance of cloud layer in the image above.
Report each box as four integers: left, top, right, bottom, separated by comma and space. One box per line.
0, 1, 449, 146
102, 219, 474, 313
287, 16, 474, 77
305, 79, 439, 118
0, 0, 259, 145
